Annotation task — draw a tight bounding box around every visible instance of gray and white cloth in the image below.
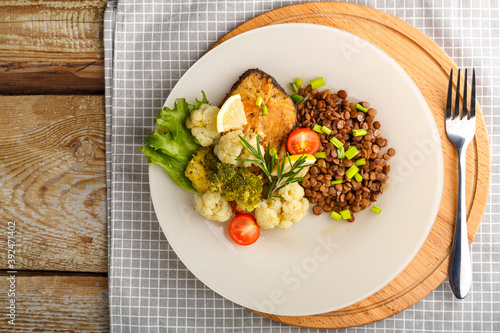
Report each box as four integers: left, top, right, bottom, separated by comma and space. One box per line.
105, 1, 500, 331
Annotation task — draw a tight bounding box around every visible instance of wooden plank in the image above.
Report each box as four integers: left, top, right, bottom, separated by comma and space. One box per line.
0, 0, 106, 94
0, 272, 108, 331
0, 95, 107, 273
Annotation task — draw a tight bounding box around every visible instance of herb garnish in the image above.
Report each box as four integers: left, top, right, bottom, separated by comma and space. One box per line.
237, 135, 311, 199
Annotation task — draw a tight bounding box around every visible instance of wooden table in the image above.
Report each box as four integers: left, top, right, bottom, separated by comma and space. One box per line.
0, 1, 109, 331
0, 1, 491, 331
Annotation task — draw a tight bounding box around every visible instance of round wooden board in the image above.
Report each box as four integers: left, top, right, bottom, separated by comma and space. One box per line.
212, 2, 491, 329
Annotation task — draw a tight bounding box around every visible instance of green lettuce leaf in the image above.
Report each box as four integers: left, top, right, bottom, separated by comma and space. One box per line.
140, 145, 198, 193
190, 90, 210, 111
141, 94, 209, 193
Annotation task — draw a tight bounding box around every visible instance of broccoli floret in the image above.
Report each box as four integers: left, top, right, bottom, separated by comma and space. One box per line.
185, 147, 219, 193
186, 147, 263, 211
209, 164, 262, 212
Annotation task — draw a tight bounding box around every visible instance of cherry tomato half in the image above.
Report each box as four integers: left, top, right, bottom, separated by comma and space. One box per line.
228, 213, 260, 246
286, 128, 321, 155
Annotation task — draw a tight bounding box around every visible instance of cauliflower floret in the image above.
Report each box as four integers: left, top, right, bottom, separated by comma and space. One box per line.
254, 183, 309, 230
238, 132, 265, 168
278, 180, 305, 201
194, 191, 232, 222
185, 104, 221, 147
254, 199, 282, 229
214, 130, 265, 167
280, 197, 309, 229
214, 129, 244, 165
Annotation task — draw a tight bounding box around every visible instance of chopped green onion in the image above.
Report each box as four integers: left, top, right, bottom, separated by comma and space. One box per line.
310, 77, 326, 89
313, 124, 323, 133
331, 179, 343, 185
340, 209, 351, 220
355, 158, 366, 166
295, 78, 303, 87
330, 211, 342, 220
256, 96, 263, 106
329, 137, 343, 149
262, 105, 268, 115
345, 146, 359, 160
314, 152, 327, 159
371, 205, 381, 214
290, 94, 304, 103
352, 128, 368, 137
337, 146, 345, 159
269, 148, 277, 156
321, 126, 332, 135
354, 173, 363, 183
345, 165, 359, 179
290, 82, 298, 93
356, 103, 368, 112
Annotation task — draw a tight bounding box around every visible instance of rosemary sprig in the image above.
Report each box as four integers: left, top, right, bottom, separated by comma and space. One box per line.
236, 135, 311, 199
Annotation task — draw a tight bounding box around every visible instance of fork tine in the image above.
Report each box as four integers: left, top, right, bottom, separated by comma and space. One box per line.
462, 69, 468, 119
454, 68, 461, 119
446, 68, 453, 120
470, 68, 476, 119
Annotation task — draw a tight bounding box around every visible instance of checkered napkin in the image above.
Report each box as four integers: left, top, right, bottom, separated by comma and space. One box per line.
105, 1, 500, 331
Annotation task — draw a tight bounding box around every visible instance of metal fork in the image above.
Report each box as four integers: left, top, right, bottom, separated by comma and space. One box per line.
446, 68, 476, 299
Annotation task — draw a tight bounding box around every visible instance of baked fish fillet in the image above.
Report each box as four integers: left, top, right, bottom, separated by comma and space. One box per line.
222, 69, 297, 151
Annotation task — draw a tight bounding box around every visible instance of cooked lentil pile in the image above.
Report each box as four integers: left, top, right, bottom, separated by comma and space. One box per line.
296, 85, 396, 222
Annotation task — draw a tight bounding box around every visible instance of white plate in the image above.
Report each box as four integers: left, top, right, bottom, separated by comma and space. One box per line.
148, 23, 443, 316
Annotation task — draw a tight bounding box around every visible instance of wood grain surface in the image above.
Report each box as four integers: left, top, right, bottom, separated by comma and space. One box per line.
0, 1, 109, 330
0, 95, 107, 273
0, 0, 107, 94
215, 2, 491, 329
0, 272, 109, 332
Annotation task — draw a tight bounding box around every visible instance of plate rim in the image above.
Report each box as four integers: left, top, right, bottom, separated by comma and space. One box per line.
148, 22, 444, 316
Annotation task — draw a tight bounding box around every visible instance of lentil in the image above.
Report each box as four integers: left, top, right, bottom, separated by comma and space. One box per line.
295, 87, 396, 220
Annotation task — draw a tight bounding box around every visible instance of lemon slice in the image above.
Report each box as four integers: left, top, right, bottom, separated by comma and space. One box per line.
271, 154, 316, 176
216, 94, 247, 132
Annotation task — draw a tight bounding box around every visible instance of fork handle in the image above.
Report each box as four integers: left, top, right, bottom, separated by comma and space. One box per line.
448, 145, 472, 299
